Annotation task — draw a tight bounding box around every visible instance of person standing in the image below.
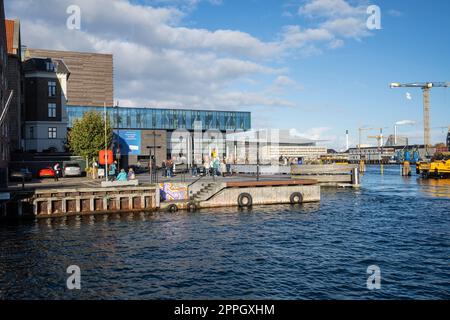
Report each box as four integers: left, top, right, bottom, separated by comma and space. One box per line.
213, 158, 220, 177
161, 160, 167, 177
109, 161, 117, 182
192, 163, 198, 177
53, 163, 60, 181
204, 160, 210, 177
92, 159, 99, 179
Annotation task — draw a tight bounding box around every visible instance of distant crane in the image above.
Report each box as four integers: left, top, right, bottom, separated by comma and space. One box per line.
359, 127, 387, 148
390, 82, 450, 152
359, 127, 379, 148
367, 128, 385, 148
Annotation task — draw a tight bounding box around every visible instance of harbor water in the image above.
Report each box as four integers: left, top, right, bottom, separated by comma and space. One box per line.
0, 165, 449, 299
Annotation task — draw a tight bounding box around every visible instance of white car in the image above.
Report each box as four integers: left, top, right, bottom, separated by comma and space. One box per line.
63, 163, 82, 177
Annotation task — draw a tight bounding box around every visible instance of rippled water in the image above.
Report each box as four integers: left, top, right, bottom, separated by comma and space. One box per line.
0, 166, 449, 300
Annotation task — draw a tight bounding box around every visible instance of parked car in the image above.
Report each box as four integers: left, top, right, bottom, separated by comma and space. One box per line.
128, 165, 148, 174
38, 167, 56, 179
63, 163, 82, 177
9, 168, 33, 182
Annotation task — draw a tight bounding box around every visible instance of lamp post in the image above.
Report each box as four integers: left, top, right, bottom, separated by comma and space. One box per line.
146, 130, 162, 185
115, 101, 121, 171
256, 130, 260, 181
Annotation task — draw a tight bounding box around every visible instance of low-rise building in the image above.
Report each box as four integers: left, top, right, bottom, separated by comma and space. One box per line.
348, 147, 396, 163
226, 129, 327, 164
23, 57, 70, 152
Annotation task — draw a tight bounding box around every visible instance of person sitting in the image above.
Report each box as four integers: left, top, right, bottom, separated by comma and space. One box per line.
116, 169, 128, 182
128, 168, 136, 180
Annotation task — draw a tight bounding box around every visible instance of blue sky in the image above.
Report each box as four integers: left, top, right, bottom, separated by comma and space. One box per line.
6, 0, 450, 149
185, 0, 450, 147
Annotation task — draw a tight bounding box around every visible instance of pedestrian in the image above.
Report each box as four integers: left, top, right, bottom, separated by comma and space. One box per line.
161, 160, 166, 177
92, 159, 99, 179
128, 168, 136, 181
116, 169, 128, 181
204, 160, 210, 176
53, 163, 60, 181
192, 163, 198, 177
109, 161, 117, 181
212, 159, 219, 177
220, 161, 226, 177
167, 159, 174, 178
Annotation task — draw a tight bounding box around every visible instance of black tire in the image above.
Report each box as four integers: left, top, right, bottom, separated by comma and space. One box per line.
168, 204, 178, 213
187, 202, 198, 212
290, 192, 303, 205
238, 193, 253, 208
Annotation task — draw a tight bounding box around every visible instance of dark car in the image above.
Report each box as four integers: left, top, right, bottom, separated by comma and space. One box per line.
129, 165, 148, 174
9, 168, 33, 182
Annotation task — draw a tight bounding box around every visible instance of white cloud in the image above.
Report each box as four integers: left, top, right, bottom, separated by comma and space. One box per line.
5, 0, 376, 112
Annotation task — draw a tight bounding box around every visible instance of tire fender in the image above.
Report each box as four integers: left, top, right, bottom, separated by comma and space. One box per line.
290, 192, 304, 204
238, 193, 253, 208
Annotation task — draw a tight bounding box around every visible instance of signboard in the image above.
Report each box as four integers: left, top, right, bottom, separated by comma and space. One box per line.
118, 130, 141, 156
99, 150, 113, 165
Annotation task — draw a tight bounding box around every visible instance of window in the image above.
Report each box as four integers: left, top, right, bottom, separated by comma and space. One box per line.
48, 81, 56, 97
48, 103, 56, 118
48, 127, 57, 139
29, 127, 34, 139
46, 62, 55, 72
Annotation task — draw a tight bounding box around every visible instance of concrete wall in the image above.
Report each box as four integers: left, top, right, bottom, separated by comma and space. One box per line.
201, 185, 320, 209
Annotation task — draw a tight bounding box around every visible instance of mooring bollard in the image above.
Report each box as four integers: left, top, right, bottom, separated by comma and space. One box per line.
359, 160, 366, 174
402, 161, 411, 176
352, 167, 360, 186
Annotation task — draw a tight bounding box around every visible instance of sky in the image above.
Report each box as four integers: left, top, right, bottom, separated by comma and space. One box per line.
5, 0, 450, 150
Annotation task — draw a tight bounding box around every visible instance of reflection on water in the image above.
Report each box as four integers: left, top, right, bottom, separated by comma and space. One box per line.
0, 165, 449, 300
417, 178, 450, 199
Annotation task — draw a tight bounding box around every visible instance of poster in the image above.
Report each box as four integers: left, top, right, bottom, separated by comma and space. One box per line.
117, 130, 141, 156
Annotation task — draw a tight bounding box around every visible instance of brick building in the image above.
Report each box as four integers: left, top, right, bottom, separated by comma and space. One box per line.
0, 0, 10, 187
23, 49, 114, 152
26, 49, 114, 107
5, 18, 23, 153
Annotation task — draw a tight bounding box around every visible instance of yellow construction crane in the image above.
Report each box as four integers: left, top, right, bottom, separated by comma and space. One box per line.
359, 127, 387, 148
359, 127, 379, 148
367, 127, 391, 148
390, 82, 450, 153
368, 134, 384, 148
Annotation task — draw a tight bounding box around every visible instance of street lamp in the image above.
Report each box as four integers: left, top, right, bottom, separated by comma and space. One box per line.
146, 130, 162, 184
114, 101, 121, 170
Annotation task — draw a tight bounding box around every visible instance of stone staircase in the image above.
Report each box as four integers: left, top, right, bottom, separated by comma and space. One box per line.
191, 182, 226, 202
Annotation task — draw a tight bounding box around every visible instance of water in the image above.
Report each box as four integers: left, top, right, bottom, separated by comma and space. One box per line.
0, 166, 449, 300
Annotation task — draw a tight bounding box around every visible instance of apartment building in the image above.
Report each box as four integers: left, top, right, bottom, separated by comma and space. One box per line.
23, 58, 70, 152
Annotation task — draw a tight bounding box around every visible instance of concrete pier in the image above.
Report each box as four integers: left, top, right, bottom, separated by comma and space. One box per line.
32, 186, 159, 218
291, 164, 360, 188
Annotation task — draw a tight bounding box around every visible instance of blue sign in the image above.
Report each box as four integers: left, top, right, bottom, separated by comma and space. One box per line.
117, 130, 141, 156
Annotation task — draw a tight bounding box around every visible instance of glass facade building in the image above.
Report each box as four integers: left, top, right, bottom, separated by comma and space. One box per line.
67, 106, 251, 132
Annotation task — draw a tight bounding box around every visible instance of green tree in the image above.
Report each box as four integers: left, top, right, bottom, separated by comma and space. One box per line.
68, 111, 113, 163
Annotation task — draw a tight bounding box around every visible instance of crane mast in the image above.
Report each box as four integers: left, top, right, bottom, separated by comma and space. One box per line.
390, 82, 449, 154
